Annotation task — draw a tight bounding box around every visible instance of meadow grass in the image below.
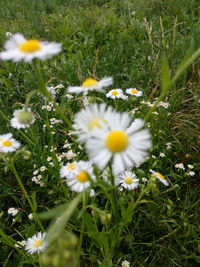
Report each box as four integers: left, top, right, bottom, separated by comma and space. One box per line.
0, 0, 199, 266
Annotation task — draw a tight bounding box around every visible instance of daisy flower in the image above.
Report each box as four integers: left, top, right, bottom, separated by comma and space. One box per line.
0, 33, 61, 63
73, 103, 114, 143
117, 171, 139, 190
187, 171, 195, 176
188, 165, 193, 169
86, 113, 151, 175
8, 207, 19, 216
46, 86, 57, 99
121, 260, 130, 267
25, 232, 46, 254
60, 162, 78, 178
65, 161, 95, 192
175, 163, 185, 170
106, 89, 127, 99
0, 134, 20, 153
15, 240, 27, 248
10, 108, 35, 129
68, 77, 113, 94
126, 88, 143, 97
150, 169, 169, 186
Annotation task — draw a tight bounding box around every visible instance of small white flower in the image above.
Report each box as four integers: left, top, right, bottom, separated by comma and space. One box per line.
0, 33, 61, 63
68, 77, 113, 94
117, 171, 139, 190
121, 260, 130, 267
65, 150, 76, 160
126, 88, 143, 97
6, 32, 12, 37
8, 207, 19, 216
33, 170, 39, 175
49, 162, 54, 167
15, 240, 27, 248
106, 89, 126, 99
25, 232, 47, 254
89, 189, 95, 197
28, 213, 33, 220
142, 177, 148, 182
65, 161, 95, 192
188, 165, 193, 169
159, 152, 165, 157
0, 134, 20, 153
150, 169, 169, 186
47, 157, 52, 162
40, 166, 46, 172
175, 163, 185, 170
10, 108, 35, 129
187, 171, 195, 176
166, 142, 172, 149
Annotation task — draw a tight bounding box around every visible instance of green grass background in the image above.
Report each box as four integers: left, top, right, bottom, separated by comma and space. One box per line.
0, 0, 199, 266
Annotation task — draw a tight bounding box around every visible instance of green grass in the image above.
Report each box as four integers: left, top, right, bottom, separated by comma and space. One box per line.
0, 0, 200, 266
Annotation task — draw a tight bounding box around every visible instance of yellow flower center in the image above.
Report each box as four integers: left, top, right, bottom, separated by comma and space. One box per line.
156, 172, 165, 179
106, 130, 128, 153
111, 90, 118, 96
33, 239, 42, 248
67, 163, 76, 170
82, 78, 98, 88
131, 89, 138, 94
19, 39, 41, 53
88, 118, 105, 131
76, 171, 89, 183
124, 177, 133, 184
2, 140, 13, 147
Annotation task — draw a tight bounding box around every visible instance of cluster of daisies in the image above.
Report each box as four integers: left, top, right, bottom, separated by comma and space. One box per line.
175, 163, 195, 176
58, 103, 152, 192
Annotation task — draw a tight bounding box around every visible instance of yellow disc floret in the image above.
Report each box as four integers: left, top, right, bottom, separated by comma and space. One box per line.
76, 171, 89, 183
131, 89, 138, 94
88, 118, 105, 131
19, 40, 41, 53
82, 78, 98, 88
106, 130, 128, 153
33, 239, 42, 248
124, 177, 133, 184
156, 172, 165, 179
2, 140, 13, 147
111, 90, 118, 96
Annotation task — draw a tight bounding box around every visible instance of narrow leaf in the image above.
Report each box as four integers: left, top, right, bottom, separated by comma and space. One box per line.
44, 194, 82, 244
161, 55, 170, 92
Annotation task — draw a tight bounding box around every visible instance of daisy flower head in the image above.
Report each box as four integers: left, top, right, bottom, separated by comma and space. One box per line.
175, 163, 185, 170
126, 88, 143, 97
65, 161, 95, 192
121, 260, 130, 267
117, 171, 139, 190
150, 169, 169, 186
73, 103, 114, 143
86, 114, 152, 175
0, 33, 61, 63
0, 134, 20, 153
68, 77, 113, 94
106, 88, 127, 99
8, 207, 19, 216
25, 232, 46, 254
10, 108, 35, 129
188, 164, 194, 169
60, 161, 78, 179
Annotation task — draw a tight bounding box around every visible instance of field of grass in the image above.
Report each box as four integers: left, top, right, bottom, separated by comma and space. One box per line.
0, 0, 199, 266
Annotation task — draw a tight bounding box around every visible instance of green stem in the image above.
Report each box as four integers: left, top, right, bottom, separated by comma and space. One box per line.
10, 160, 45, 232
144, 47, 200, 121
77, 193, 87, 266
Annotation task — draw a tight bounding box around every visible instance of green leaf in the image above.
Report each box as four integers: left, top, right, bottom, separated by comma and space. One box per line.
161, 55, 170, 92
44, 194, 82, 245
